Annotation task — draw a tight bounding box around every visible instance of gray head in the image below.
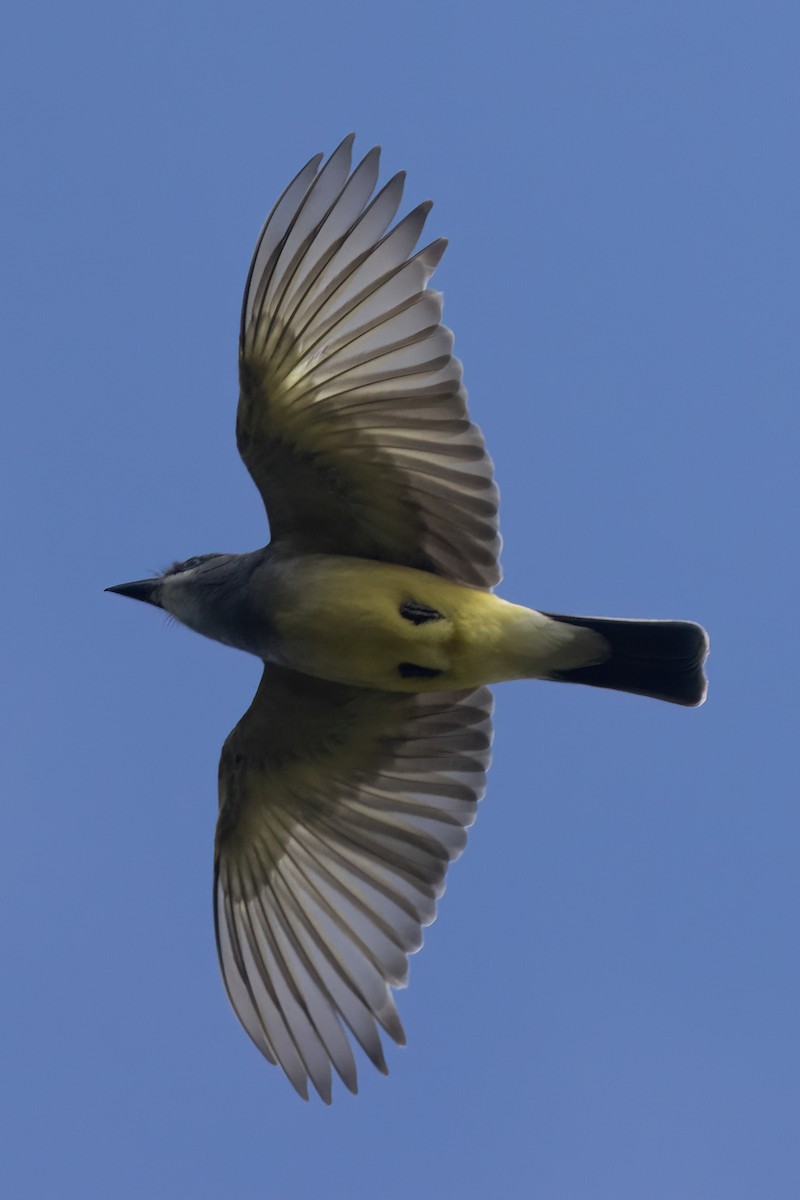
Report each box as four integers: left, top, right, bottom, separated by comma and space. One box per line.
107, 551, 266, 653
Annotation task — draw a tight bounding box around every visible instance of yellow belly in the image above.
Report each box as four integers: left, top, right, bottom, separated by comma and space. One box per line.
264, 555, 590, 692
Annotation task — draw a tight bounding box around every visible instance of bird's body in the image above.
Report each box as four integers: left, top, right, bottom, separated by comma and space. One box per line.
163, 550, 606, 691
109, 136, 709, 1102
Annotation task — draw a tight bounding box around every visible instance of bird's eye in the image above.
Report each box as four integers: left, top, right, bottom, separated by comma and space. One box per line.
164, 555, 208, 577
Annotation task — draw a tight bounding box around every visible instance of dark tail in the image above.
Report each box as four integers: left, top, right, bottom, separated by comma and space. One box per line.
543, 613, 709, 707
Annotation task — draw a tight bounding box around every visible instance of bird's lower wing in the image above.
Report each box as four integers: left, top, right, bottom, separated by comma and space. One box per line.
214, 663, 493, 1102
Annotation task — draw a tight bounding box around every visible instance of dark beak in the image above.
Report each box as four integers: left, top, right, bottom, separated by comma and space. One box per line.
105, 578, 162, 607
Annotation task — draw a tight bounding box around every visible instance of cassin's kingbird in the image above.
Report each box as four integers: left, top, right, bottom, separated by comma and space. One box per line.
109, 136, 708, 1102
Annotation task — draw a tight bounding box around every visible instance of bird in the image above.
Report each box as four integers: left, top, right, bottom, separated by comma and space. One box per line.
108, 134, 709, 1103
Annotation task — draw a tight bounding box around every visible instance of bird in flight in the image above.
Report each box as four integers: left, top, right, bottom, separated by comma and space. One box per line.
108, 135, 708, 1103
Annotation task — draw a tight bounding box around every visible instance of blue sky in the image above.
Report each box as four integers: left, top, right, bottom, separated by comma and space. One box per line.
2, 1, 798, 1196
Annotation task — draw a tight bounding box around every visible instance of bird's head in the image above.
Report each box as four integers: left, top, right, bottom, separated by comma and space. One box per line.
106, 553, 248, 637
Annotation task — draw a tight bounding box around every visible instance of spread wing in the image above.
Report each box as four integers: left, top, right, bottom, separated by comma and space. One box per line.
214, 664, 493, 1102
237, 134, 501, 589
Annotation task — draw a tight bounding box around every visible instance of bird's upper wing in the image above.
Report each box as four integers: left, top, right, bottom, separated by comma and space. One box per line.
237, 135, 501, 588
214, 663, 493, 1102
